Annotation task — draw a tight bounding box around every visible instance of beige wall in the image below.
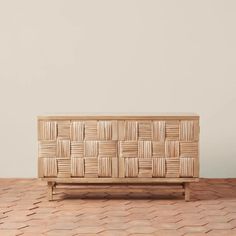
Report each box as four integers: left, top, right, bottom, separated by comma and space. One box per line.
0, 0, 236, 177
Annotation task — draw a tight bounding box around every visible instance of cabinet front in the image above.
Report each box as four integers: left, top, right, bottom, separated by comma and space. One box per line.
38, 119, 199, 179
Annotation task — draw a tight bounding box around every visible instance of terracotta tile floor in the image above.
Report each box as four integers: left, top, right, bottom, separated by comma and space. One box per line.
0, 179, 236, 236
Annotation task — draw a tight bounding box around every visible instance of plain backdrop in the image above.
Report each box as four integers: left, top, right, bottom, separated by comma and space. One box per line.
0, 0, 236, 177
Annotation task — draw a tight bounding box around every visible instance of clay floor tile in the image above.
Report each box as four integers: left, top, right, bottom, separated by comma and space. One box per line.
155, 222, 182, 230
98, 229, 128, 236
154, 229, 184, 236
206, 229, 236, 236
0, 220, 29, 228
102, 222, 129, 230
206, 222, 234, 230
151, 216, 183, 223
75, 226, 104, 234
43, 229, 77, 236
201, 215, 232, 223
126, 225, 157, 234
0, 229, 23, 236
177, 219, 208, 227
178, 226, 208, 234
183, 233, 208, 236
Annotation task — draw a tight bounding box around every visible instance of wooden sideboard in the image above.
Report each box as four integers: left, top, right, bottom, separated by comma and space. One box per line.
38, 114, 200, 201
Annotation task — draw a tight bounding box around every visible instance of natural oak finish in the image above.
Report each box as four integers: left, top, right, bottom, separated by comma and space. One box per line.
38, 114, 200, 201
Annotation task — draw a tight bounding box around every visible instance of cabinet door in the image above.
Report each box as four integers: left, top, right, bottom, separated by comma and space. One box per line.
38, 120, 119, 178
118, 120, 199, 178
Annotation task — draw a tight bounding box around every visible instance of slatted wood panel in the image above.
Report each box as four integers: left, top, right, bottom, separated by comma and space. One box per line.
71, 157, 84, 177
38, 141, 56, 158
138, 121, 152, 140
180, 157, 195, 177
180, 142, 198, 158
152, 121, 165, 141
84, 121, 97, 140
119, 141, 138, 158
152, 158, 166, 177
125, 121, 138, 140
152, 142, 165, 158
125, 158, 138, 177
180, 120, 199, 141
57, 159, 71, 178
71, 141, 84, 158
38, 116, 199, 179
165, 141, 179, 158
98, 157, 112, 177
138, 159, 152, 177
84, 141, 98, 157
84, 158, 98, 178
98, 121, 112, 140
38, 121, 57, 140
99, 141, 117, 157
57, 139, 70, 158
43, 158, 57, 177
138, 141, 152, 158
70, 121, 84, 141
57, 121, 70, 138
165, 121, 179, 140
166, 158, 180, 178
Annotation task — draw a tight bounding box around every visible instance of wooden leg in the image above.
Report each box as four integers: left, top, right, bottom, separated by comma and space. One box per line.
47, 182, 54, 201
184, 182, 190, 202
182, 183, 185, 196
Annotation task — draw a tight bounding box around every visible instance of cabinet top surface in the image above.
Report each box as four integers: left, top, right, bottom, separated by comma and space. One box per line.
38, 113, 199, 120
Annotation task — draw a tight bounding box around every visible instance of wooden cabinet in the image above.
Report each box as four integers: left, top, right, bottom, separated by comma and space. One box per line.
38, 114, 199, 201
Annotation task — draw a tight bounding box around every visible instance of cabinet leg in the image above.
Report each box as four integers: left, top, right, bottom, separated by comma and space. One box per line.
182, 183, 185, 196
47, 182, 54, 201
184, 183, 190, 202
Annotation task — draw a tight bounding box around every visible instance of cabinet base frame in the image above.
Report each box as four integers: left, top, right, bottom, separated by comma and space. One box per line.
45, 178, 197, 201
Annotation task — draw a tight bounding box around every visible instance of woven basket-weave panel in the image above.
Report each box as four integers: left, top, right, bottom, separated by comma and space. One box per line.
117, 121, 125, 140
152, 142, 165, 157
138, 121, 152, 140
99, 141, 117, 157
98, 157, 112, 177
43, 158, 57, 177
84, 158, 98, 177
38, 121, 57, 140
119, 141, 138, 158
57, 139, 70, 158
71, 141, 84, 158
111, 157, 119, 177
57, 121, 71, 138
152, 158, 166, 177
125, 157, 138, 177
166, 158, 180, 178
165, 141, 179, 158
180, 142, 198, 158
84, 121, 97, 140
71, 157, 84, 177
38, 141, 56, 158
138, 159, 152, 177
180, 120, 199, 141
84, 141, 98, 157
70, 121, 84, 141
152, 121, 165, 141
38, 117, 199, 178
125, 121, 138, 140
165, 121, 180, 140
98, 121, 112, 140
57, 158, 71, 178
138, 141, 152, 158
180, 157, 195, 177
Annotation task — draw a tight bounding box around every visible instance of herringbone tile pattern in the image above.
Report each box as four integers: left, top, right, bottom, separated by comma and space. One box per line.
0, 179, 236, 235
